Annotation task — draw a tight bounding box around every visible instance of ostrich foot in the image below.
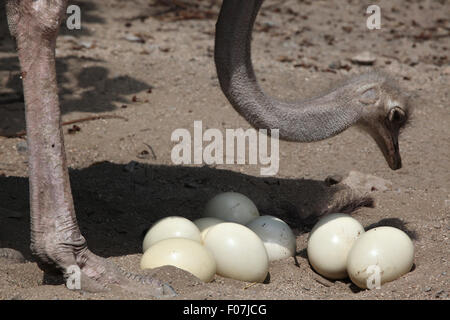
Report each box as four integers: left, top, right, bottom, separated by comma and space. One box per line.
69, 250, 176, 297
38, 248, 176, 297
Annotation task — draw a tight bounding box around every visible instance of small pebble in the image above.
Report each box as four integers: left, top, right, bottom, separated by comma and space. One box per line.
16, 141, 28, 154
263, 21, 277, 28
435, 290, 447, 298
79, 41, 94, 49
325, 174, 343, 186
137, 149, 150, 159
124, 161, 140, 172
351, 51, 377, 65
124, 34, 145, 43
442, 66, 450, 75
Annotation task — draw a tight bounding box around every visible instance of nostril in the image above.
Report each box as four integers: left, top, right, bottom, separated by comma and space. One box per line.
393, 110, 403, 122
389, 108, 406, 124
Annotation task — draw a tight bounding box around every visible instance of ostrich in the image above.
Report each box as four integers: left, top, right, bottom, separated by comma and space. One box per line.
1, 0, 410, 296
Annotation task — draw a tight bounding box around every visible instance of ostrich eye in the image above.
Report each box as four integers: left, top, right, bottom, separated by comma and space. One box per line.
388, 107, 406, 124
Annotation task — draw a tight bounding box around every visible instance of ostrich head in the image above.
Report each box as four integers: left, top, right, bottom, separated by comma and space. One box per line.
353, 72, 412, 170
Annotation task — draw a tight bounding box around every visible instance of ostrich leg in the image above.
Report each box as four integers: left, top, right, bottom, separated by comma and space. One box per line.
4, 0, 174, 296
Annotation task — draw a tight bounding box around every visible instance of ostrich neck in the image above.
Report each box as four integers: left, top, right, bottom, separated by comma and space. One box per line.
214, 0, 362, 142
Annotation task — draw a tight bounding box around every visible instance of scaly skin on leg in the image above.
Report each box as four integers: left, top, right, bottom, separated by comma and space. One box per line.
4, 0, 174, 297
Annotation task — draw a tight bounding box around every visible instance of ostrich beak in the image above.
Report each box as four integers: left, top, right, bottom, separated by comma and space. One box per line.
379, 130, 402, 170
369, 123, 402, 170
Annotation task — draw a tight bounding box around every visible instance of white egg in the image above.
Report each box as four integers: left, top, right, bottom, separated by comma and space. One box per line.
246, 215, 296, 261
193, 217, 225, 242
140, 238, 216, 282
307, 213, 365, 279
204, 192, 259, 225
347, 226, 414, 289
142, 216, 201, 252
203, 222, 269, 283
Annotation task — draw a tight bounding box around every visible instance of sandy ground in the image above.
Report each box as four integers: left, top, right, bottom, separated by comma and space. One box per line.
0, 0, 448, 300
